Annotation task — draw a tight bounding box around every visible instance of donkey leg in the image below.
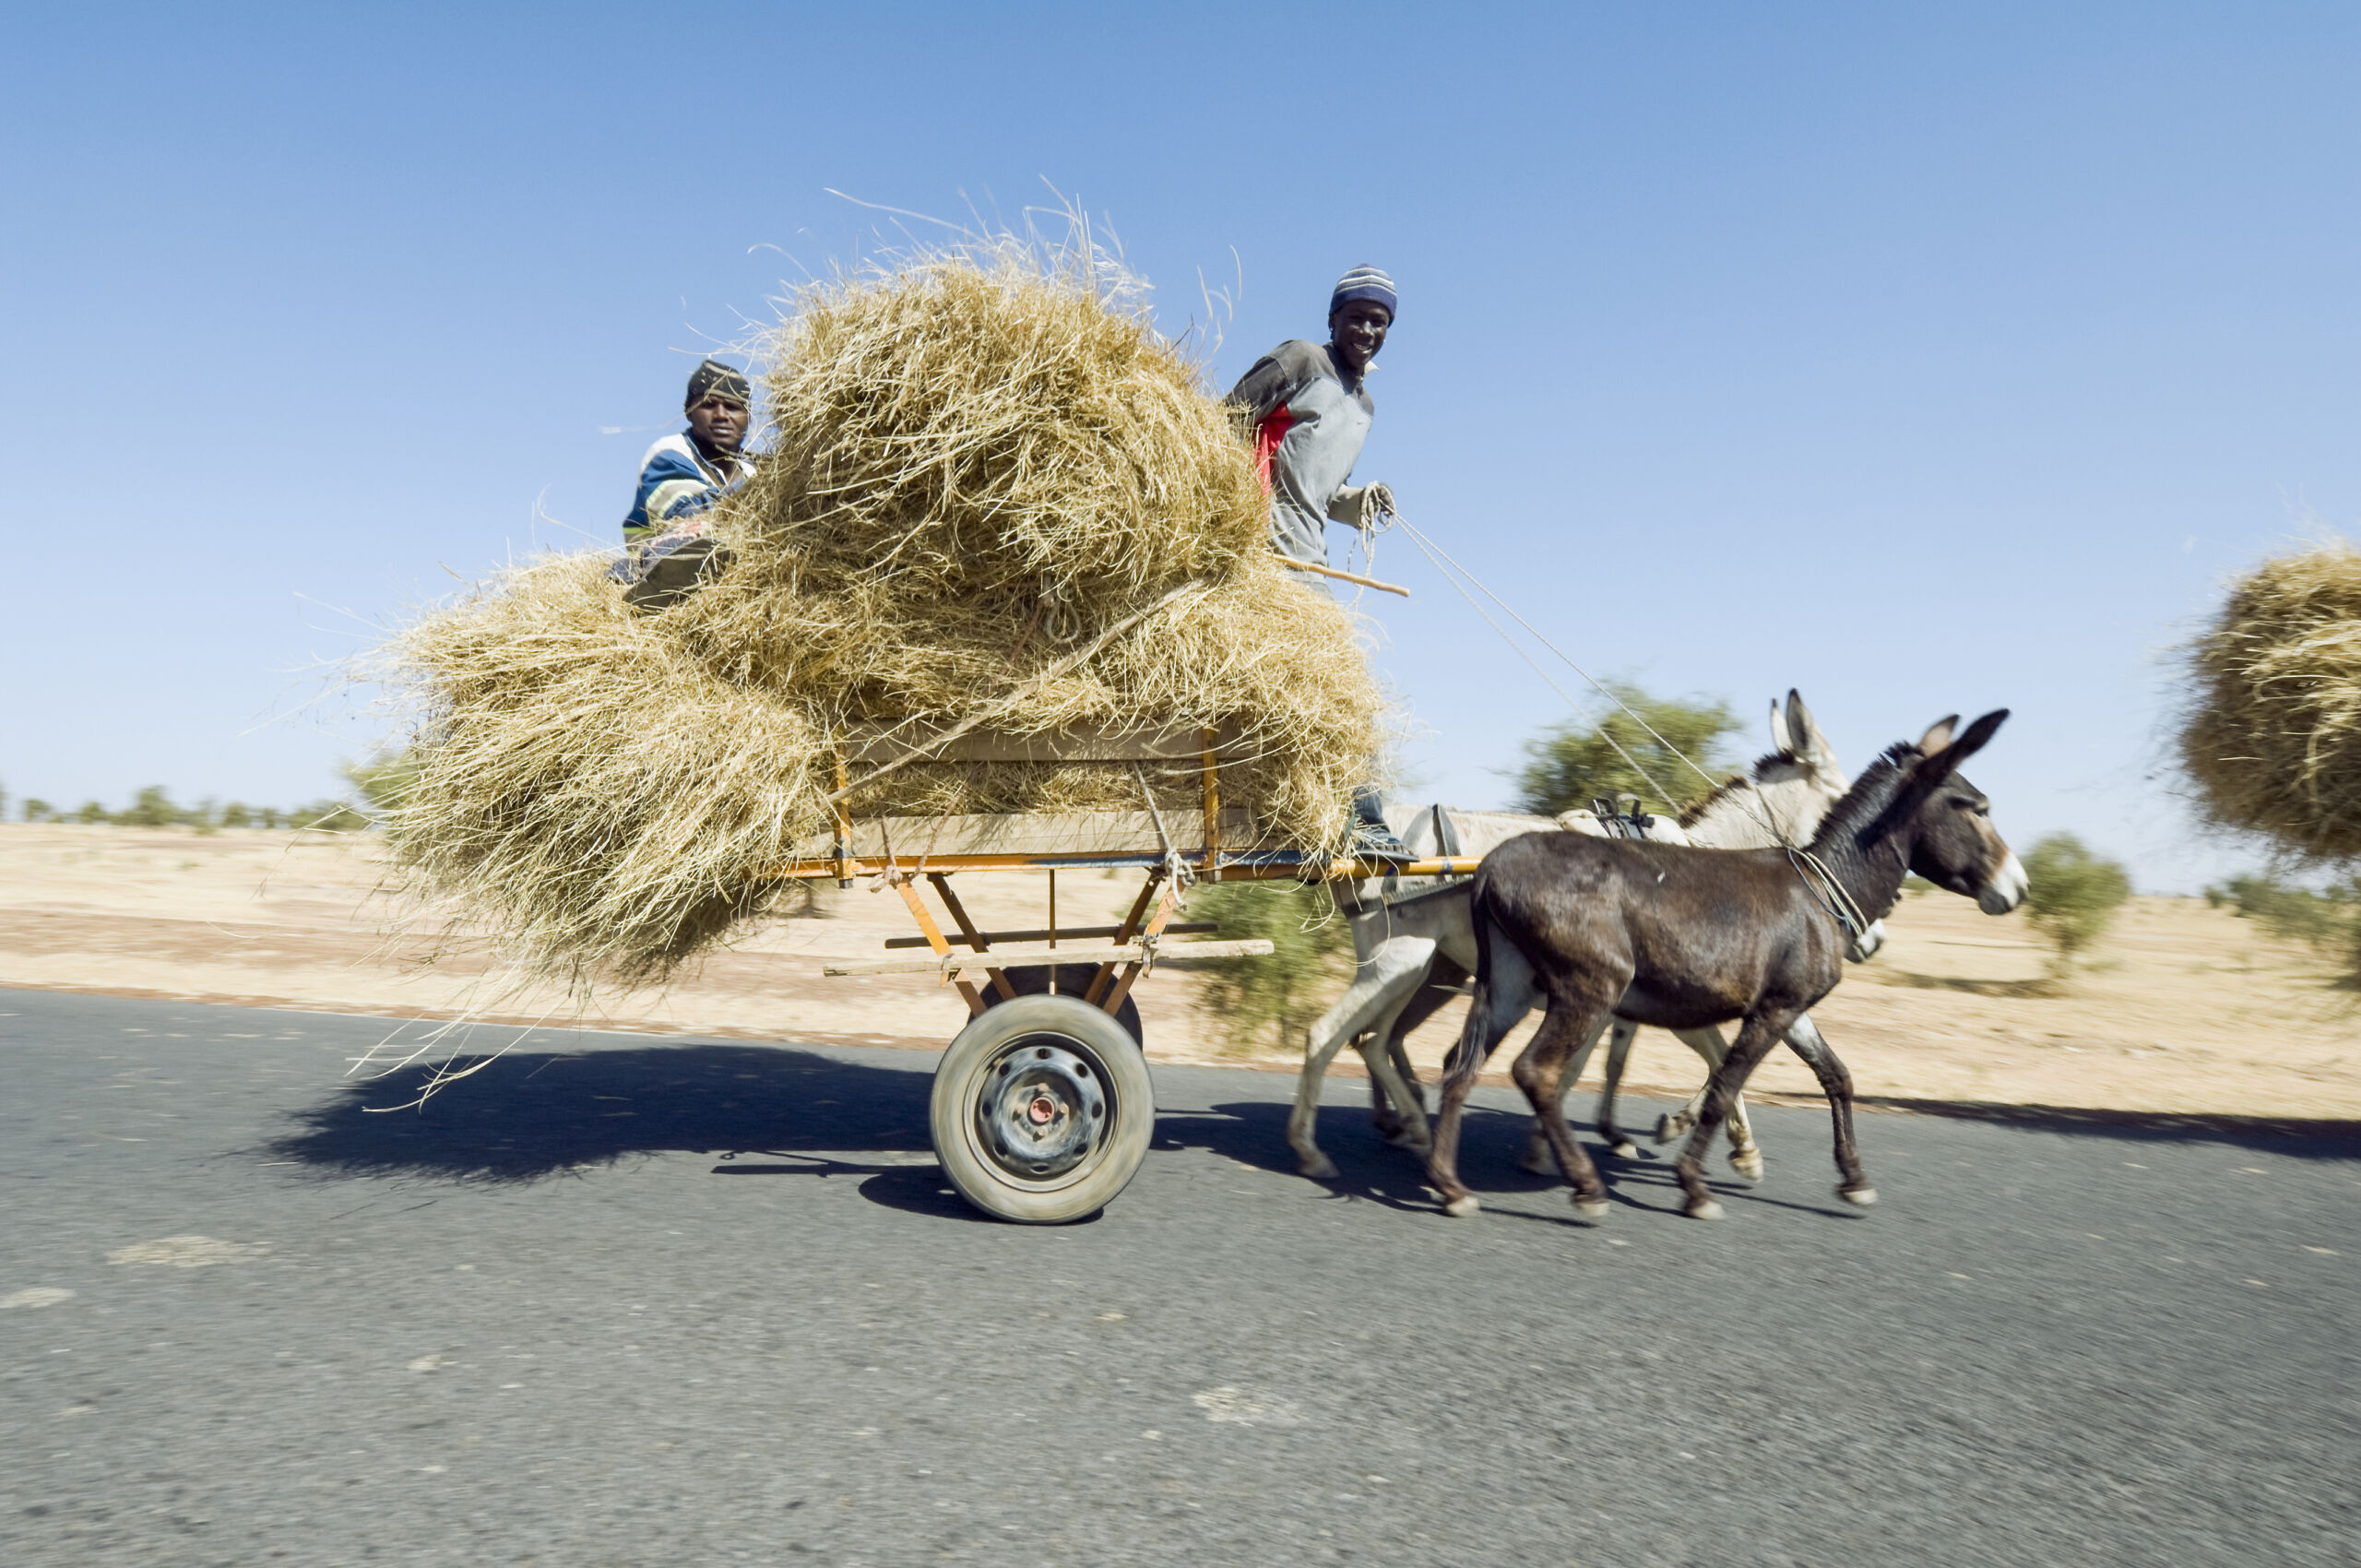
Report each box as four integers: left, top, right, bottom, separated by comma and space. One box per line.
1673, 1014, 1790, 1219
1287, 937, 1435, 1180
1654, 1027, 1710, 1144
1781, 1012, 1874, 1206
1668, 1026, 1763, 1182
1427, 944, 1538, 1217
1594, 1017, 1644, 1160
1385, 971, 1464, 1123
1353, 989, 1432, 1153
1511, 998, 1619, 1218
1524, 1014, 1610, 1174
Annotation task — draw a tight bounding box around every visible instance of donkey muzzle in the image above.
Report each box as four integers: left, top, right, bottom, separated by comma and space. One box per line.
1977, 851, 2030, 915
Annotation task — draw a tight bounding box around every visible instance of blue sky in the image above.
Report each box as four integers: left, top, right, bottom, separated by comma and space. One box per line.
4, 3, 2355, 888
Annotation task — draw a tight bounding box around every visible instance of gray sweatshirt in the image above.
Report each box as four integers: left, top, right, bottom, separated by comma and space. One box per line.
1225, 339, 1374, 564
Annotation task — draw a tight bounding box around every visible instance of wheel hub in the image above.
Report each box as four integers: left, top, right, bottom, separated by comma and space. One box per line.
978, 1039, 1106, 1181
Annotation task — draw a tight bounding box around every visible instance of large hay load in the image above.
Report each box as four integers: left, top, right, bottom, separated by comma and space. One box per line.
2177, 540, 2361, 861
377, 243, 1384, 987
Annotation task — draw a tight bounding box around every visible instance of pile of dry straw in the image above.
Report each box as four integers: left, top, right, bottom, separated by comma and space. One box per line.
374, 237, 1384, 986
2178, 540, 2361, 861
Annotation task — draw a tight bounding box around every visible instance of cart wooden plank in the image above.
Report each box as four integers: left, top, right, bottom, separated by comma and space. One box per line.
825, 937, 1275, 978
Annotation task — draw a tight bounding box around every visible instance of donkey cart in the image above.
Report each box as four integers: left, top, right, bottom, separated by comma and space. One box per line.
768, 721, 1474, 1224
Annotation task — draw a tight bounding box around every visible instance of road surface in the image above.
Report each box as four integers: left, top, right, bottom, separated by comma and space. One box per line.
2, 988, 2354, 1565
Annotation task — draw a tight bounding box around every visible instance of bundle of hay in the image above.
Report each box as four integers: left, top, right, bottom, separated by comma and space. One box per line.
374, 237, 1384, 987
2177, 540, 2361, 861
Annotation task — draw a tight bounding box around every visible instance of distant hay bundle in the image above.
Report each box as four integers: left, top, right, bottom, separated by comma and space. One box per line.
2177, 540, 2361, 861
374, 237, 1384, 986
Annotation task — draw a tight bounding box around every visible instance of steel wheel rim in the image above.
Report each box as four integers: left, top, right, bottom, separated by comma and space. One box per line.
969, 1032, 1112, 1187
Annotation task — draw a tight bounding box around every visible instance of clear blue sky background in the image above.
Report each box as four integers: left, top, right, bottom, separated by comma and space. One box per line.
4, 3, 2355, 889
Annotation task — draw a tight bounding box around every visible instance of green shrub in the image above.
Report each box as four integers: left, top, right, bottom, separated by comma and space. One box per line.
1188, 879, 1352, 1054
342, 750, 421, 819
2204, 872, 2361, 987
219, 802, 253, 829
2021, 833, 2132, 978
21, 798, 52, 823
2205, 872, 2358, 948
295, 799, 371, 833
1513, 683, 1739, 818
75, 801, 110, 825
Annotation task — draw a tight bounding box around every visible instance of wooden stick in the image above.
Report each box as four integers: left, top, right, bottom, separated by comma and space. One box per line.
1276, 559, 1411, 598
883, 921, 1216, 950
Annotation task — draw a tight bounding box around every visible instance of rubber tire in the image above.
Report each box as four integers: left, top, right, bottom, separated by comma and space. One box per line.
931, 993, 1155, 1225
985, 964, 1144, 1043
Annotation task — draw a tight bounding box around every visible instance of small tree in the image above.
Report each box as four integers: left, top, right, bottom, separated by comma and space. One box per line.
117, 786, 182, 828
76, 801, 110, 825
1189, 880, 1352, 1054
22, 798, 52, 823
1513, 683, 1740, 819
2021, 833, 2131, 979
219, 802, 253, 829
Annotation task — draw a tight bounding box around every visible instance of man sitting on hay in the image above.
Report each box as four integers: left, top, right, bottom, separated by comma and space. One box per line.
613, 357, 758, 602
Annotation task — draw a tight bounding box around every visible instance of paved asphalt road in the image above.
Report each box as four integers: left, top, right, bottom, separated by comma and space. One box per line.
2, 987, 2355, 1567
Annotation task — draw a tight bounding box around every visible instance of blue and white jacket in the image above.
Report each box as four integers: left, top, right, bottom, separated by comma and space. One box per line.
621, 432, 755, 557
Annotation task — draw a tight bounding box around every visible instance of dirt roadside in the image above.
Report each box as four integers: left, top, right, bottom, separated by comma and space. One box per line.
3, 823, 2354, 1126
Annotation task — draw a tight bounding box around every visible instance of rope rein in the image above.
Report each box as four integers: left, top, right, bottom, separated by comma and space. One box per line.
1393, 513, 1792, 849
1389, 510, 1883, 948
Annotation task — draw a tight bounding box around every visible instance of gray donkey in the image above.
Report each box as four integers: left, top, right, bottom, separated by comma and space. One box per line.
1427, 710, 2025, 1220
1287, 691, 1880, 1182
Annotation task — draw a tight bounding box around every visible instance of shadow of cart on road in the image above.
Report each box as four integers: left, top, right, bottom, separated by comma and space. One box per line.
264, 1042, 941, 1186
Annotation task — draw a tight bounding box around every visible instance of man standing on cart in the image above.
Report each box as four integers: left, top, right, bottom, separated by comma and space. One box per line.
1226, 266, 1410, 859
1225, 264, 1399, 566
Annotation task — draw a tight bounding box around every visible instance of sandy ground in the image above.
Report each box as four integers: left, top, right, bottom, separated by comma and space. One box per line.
2, 822, 2354, 1125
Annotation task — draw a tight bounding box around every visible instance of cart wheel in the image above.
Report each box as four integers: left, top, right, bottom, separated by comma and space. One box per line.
931, 993, 1155, 1224
986, 964, 1144, 1043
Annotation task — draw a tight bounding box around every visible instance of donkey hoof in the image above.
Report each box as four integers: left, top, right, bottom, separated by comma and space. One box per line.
1654, 1113, 1691, 1144
1683, 1196, 1726, 1221
1442, 1194, 1482, 1218
1730, 1151, 1766, 1183
1517, 1147, 1556, 1176
1571, 1194, 1611, 1220
1608, 1140, 1641, 1161
1839, 1184, 1879, 1207
1298, 1154, 1339, 1181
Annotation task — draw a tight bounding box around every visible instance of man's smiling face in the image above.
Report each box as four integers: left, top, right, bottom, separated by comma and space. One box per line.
1328, 300, 1393, 374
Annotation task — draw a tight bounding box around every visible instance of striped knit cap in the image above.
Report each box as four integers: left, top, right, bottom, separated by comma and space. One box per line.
1330, 264, 1397, 320
684, 357, 752, 410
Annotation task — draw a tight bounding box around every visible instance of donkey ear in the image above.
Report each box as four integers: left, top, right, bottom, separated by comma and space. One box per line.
1941, 708, 2009, 765
1918, 708, 2009, 785
1916, 715, 1960, 754
1786, 689, 1822, 755
1768, 696, 1788, 754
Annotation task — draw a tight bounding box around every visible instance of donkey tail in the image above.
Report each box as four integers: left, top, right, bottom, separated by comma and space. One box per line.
1442, 873, 1504, 1094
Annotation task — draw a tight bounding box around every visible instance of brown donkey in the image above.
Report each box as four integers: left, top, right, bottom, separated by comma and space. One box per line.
1426, 711, 2026, 1222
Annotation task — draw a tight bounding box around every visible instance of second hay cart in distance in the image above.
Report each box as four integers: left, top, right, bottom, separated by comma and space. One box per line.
770, 719, 1476, 1224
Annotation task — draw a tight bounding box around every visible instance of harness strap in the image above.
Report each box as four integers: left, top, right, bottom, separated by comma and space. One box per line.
1786, 847, 1873, 962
